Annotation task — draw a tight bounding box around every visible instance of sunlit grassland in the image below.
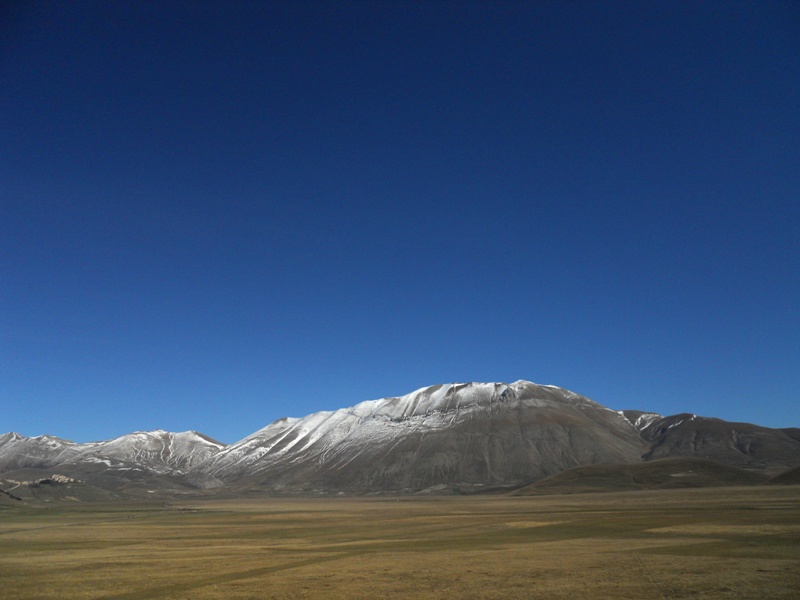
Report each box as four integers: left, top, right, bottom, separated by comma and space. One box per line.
1, 486, 798, 598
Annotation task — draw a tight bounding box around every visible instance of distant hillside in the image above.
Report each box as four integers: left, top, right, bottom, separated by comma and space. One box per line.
511, 457, 770, 495
766, 465, 800, 485
636, 414, 800, 473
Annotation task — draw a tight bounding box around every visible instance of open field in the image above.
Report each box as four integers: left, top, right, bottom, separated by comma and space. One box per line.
1, 486, 798, 599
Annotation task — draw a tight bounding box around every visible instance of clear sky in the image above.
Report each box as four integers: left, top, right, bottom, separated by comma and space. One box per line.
2, 1, 798, 444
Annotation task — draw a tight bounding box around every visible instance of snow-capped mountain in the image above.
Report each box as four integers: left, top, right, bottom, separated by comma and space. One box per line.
0, 432, 84, 471
79, 430, 225, 472
2, 380, 799, 498
0, 430, 223, 473
193, 381, 646, 492
0, 429, 225, 494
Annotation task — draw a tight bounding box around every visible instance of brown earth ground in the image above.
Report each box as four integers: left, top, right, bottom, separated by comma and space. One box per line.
0, 486, 798, 599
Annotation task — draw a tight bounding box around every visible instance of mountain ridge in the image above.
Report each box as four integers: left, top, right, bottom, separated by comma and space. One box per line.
2, 380, 798, 499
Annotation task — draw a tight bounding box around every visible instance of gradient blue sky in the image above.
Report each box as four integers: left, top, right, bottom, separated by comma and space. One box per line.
2, 1, 798, 444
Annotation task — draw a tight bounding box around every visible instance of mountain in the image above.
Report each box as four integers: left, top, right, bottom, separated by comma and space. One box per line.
625, 412, 800, 474
0, 432, 83, 471
0, 429, 223, 473
0, 430, 224, 496
82, 430, 225, 472
193, 381, 645, 493
2, 381, 798, 499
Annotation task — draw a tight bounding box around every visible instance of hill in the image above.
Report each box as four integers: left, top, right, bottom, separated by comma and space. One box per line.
511, 457, 770, 495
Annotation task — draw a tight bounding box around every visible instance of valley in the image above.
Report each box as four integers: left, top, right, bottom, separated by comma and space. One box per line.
1, 486, 798, 598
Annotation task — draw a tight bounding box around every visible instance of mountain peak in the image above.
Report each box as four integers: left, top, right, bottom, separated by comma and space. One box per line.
346, 380, 592, 424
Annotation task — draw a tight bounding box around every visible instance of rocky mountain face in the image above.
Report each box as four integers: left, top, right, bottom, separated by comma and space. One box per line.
626, 412, 800, 473
2, 381, 798, 497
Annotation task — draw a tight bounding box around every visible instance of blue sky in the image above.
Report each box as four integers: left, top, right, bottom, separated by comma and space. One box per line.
2, 1, 798, 444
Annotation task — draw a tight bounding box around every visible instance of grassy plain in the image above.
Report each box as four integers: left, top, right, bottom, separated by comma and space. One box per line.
0, 486, 798, 599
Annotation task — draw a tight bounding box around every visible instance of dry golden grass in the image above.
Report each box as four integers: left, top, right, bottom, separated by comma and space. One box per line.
1, 486, 798, 598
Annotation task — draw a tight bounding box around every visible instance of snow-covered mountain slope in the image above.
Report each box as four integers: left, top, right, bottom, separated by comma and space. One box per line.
192, 381, 647, 492
79, 430, 225, 473
0, 430, 225, 480
621, 410, 663, 431
0, 433, 83, 471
